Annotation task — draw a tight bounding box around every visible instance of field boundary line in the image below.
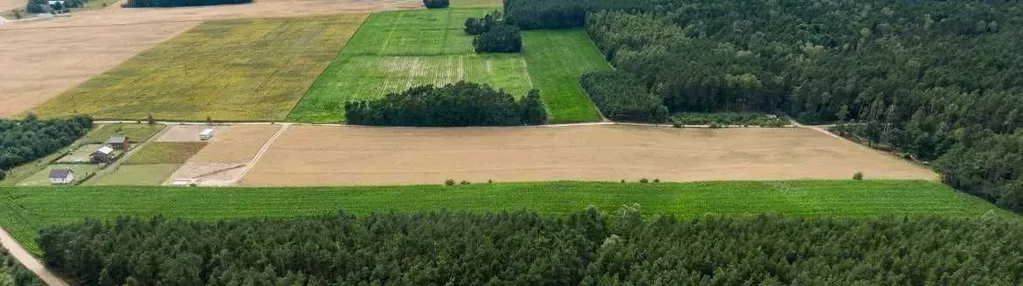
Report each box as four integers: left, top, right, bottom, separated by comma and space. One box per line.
283, 13, 371, 119
0, 225, 68, 286
232, 123, 289, 184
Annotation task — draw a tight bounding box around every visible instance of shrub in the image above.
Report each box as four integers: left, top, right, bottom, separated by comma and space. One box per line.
653, 178, 660, 183
639, 178, 649, 183
345, 82, 546, 127
460, 181, 471, 185
473, 24, 522, 53
580, 71, 668, 123
423, 0, 448, 9
853, 172, 864, 180
465, 11, 502, 35
445, 179, 456, 186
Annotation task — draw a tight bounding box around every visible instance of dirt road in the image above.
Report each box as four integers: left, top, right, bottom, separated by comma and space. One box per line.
0, 226, 67, 286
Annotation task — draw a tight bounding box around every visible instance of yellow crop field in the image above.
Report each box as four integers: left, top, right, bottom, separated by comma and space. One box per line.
31, 14, 367, 121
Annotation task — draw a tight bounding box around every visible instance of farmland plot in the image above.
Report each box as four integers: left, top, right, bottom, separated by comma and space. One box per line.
291, 54, 531, 122
0, 180, 1013, 254
30, 15, 367, 121
291, 9, 533, 123
523, 29, 612, 123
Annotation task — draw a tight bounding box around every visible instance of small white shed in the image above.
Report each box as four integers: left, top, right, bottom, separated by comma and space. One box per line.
199, 128, 215, 140
49, 168, 74, 185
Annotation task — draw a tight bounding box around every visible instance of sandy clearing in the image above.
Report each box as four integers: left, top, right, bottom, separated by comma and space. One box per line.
0, 0, 421, 118
157, 125, 229, 142
0, 21, 197, 117
239, 125, 938, 186
188, 124, 282, 163
165, 124, 282, 185
0, 0, 22, 12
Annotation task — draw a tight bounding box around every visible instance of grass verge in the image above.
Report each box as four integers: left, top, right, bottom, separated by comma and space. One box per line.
86, 164, 182, 186
0, 180, 1012, 254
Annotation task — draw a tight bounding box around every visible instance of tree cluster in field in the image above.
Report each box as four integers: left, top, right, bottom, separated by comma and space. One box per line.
503, 0, 646, 30
122, 0, 250, 8
345, 82, 547, 126
580, 71, 667, 122
39, 207, 1023, 286
0, 115, 92, 180
422, 0, 448, 9
465, 11, 522, 53
26, 0, 84, 14
505, 0, 1023, 213
1, 249, 43, 286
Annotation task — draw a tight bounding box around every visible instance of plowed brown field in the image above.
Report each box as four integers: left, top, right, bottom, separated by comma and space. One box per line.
240, 125, 937, 186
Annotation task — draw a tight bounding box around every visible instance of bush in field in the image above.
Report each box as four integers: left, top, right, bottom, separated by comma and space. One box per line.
473, 24, 522, 53
580, 71, 667, 122
464, 11, 502, 35
519, 89, 548, 125
123, 0, 250, 8
345, 82, 546, 126
853, 172, 864, 180
37, 210, 1023, 285
423, 0, 448, 9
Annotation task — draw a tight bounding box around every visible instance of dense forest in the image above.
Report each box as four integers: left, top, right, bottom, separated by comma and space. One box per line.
580, 71, 667, 122
505, 0, 1023, 212
39, 208, 1023, 286
122, 0, 250, 8
0, 115, 92, 180
345, 82, 547, 126
1, 249, 42, 286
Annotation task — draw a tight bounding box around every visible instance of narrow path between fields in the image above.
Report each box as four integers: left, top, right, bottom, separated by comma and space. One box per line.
231, 123, 290, 184
0, 226, 68, 286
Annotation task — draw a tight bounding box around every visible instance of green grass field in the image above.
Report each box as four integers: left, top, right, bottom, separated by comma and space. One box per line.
31, 15, 367, 121
0, 180, 1012, 254
523, 29, 610, 123
83, 123, 164, 143
86, 164, 182, 186
124, 142, 206, 165
450, 0, 503, 8
290, 9, 533, 123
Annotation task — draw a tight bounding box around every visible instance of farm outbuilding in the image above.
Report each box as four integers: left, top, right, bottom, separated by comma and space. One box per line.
49, 168, 74, 185
90, 146, 115, 163
108, 135, 129, 149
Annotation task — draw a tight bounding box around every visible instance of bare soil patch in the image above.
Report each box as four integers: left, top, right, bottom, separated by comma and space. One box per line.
165, 124, 281, 185
157, 125, 229, 142
239, 125, 938, 186
188, 124, 282, 163
0, 0, 22, 12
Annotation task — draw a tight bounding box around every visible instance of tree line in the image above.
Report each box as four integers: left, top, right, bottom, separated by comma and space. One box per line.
1, 249, 43, 286
465, 11, 523, 53
122, 0, 250, 8
38, 207, 1023, 286
0, 115, 92, 180
580, 71, 667, 122
505, 0, 1023, 213
345, 82, 547, 126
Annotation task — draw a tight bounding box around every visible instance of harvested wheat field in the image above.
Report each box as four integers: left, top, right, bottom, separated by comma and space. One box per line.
0, 22, 196, 117
167, 125, 282, 185
0, 0, 420, 118
240, 125, 938, 186
0, 0, 22, 12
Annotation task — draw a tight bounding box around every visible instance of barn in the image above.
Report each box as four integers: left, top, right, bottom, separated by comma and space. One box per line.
90, 146, 115, 163
108, 135, 129, 149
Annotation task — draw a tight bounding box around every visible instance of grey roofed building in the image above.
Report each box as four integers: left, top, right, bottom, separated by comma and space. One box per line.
49, 168, 71, 179
108, 135, 127, 144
